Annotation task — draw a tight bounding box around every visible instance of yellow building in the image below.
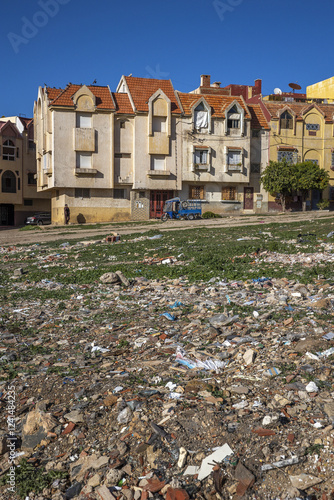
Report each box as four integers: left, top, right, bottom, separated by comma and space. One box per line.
307, 76, 334, 103
263, 101, 334, 209
0, 117, 50, 225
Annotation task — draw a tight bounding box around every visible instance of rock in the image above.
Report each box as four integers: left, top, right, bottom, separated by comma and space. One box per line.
324, 402, 334, 420
117, 407, 132, 424
21, 408, 56, 450
65, 482, 82, 499
64, 410, 84, 423
230, 385, 249, 394
116, 271, 130, 287
243, 349, 256, 365
87, 473, 102, 487
100, 272, 120, 284
289, 473, 322, 490
105, 469, 122, 486
314, 298, 331, 309
97, 485, 116, 500
92, 456, 109, 469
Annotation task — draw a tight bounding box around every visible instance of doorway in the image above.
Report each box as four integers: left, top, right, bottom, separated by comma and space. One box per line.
150, 190, 173, 218
0, 204, 14, 226
243, 187, 254, 210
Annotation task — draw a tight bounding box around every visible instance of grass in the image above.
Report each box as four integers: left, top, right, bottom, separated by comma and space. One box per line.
3, 217, 334, 306
0, 459, 68, 499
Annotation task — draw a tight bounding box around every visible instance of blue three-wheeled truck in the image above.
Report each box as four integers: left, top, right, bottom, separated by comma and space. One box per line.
161, 197, 202, 221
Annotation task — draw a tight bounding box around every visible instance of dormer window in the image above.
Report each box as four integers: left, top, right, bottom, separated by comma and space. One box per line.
227, 106, 240, 129
194, 102, 208, 130
280, 111, 293, 129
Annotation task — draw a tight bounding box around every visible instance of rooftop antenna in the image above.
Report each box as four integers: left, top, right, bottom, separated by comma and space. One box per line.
289, 82, 302, 93
274, 88, 282, 95
91, 79, 97, 85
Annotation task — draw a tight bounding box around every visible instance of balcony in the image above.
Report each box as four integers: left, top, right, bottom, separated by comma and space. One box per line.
74, 128, 95, 152
192, 163, 210, 172
74, 168, 98, 176
147, 169, 171, 177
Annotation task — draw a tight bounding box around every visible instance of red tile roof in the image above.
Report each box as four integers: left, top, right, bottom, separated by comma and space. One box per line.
112, 93, 134, 115
124, 76, 181, 114
264, 101, 334, 123
247, 104, 270, 129
49, 84, 115, 110
177, 92, 251, 119
46, 87, 63, 101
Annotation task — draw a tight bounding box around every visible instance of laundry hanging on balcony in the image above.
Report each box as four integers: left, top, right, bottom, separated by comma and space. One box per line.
195, 110, 208, 129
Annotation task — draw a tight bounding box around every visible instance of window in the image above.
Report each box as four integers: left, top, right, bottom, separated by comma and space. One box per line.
280, 111, 293, 129
27, 173, 37, 185
222, 187, 236, 201
76, 113, 92, 128
228, 149, 242, 170
277, 150, 297, 163
115, 153, 131, 158
306, 123, 320, 130
120, 121, 126, 129
139, 192, 146, 198
75, 188, 90, 199
113, 189, 126, 199
1, 170, 16, 193
227, 106, 240, 129
3, 140, 15, 161
194, 102, 208, 130
151, 156, 165, 170
189, 185, 204, 200
153, 116, 167, 133
194, 149, 208, 165
24, 199, 33, 206
76, 152, 92, 168
251, 163, 261, 173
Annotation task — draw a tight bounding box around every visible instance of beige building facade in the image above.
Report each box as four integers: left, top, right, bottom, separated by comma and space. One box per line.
34, 75, 270, 224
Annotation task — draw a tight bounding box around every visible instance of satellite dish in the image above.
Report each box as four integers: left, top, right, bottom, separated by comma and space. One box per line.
289, 82, 302, 91
274, 88, 282, 95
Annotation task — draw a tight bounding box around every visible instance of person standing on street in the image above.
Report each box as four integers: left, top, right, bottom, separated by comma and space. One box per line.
64, 204, 70, 225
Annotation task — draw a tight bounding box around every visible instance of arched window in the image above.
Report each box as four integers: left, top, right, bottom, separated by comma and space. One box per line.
280, 111, 293, 130
2, 170, 16, 193
3, 140, 15, 161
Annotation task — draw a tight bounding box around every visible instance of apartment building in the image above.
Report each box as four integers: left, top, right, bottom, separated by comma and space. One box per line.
34, 75, 270, 223
0, 116, 50, 225
263, 101, 334, 209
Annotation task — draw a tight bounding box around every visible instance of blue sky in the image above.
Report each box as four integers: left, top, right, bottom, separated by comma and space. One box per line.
1, 0, 334, 118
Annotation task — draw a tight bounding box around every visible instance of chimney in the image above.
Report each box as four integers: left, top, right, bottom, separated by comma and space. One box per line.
211, 81, 221, 88
201, 75, 211, 88
254, 79, 262, 95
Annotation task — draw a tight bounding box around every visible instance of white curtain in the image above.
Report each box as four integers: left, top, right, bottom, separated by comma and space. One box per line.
195, 111, 208, 129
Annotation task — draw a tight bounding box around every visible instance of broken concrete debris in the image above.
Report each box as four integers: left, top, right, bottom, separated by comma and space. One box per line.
0, 238, 333, 499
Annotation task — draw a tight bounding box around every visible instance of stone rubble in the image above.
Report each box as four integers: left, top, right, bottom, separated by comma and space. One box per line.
0, 239, 333, 499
